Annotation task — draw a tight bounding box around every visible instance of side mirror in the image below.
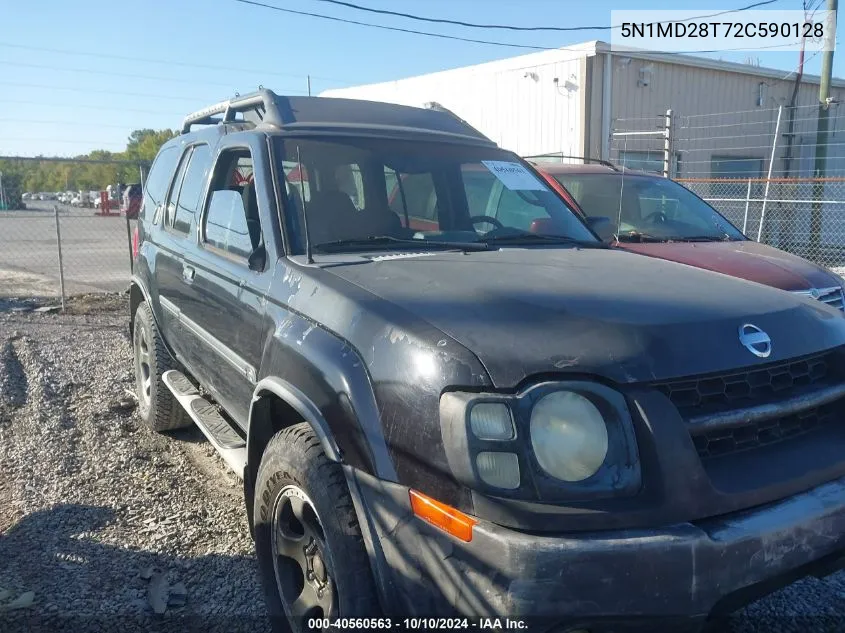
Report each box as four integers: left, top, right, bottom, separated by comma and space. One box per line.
586, 216, 617, 242
248, 243, 266, 272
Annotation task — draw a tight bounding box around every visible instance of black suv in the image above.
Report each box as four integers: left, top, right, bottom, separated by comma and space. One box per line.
131, 89, 845, 631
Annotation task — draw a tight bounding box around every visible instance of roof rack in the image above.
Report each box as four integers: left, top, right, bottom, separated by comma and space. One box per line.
181, 88, 284, 134
424, 102, 492, 142
523, 154, 620, 171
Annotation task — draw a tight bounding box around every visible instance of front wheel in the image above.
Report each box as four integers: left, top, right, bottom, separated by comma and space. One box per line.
254, 423, 380, 632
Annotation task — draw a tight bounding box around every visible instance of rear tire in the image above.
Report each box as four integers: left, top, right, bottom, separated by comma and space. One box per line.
132, 301, 191, 432
254, 423, 380, 632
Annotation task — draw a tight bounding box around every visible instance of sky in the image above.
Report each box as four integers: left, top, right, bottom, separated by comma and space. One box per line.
0, 0, 840, 157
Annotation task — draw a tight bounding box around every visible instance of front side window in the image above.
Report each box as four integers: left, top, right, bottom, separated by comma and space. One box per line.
555, 173, 745, 242
203, 148, 262, 261
275, 137, 595, 254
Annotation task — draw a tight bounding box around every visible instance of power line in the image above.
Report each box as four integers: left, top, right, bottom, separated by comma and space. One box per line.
0, 118, 140, 130
235, 0, 799, 54
234, 0, 549, 49
0, 42, 352, 85
0, 59, 260, 89
305, 0, 780, 32
1, 137, 126, 147
0, 80, 308, 102
0, 99, 181, 116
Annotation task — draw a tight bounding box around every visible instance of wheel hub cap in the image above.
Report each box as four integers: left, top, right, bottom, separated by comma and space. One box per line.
271, 485, 335, 627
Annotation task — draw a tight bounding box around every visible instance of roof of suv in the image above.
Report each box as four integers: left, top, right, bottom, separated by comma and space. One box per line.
180, 89, 496, 146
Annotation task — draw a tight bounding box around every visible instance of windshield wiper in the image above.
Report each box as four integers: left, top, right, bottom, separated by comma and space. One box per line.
313, 235, 491, 253
614, 231, 667, 243
482, 233, 607, 248
672, 235, 733, 242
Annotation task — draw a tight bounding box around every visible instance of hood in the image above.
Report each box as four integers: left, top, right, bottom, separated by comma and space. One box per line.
325, 247, 845, 388
618, 239, 841, 292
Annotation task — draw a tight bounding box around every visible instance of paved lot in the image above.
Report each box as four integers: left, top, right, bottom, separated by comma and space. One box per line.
0, 201, 133, 297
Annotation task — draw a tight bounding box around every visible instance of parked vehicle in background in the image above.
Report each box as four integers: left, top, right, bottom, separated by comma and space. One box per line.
121, 183, 142, 219
22, 192, 31, 201
130, 90, 845, 632
530, 160, 845, 311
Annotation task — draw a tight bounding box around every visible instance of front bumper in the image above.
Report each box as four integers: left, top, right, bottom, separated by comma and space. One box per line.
349, 469, 845, 627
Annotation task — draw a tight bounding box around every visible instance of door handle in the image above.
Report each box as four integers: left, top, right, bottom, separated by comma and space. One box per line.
182, 265, 196, 282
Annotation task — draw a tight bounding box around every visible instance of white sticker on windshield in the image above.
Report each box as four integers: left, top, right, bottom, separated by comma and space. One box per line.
481, 161, 548, 191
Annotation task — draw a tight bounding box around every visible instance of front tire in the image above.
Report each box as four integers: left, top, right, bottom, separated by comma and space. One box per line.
254, 423, 379, 632
132, 301, 191, 432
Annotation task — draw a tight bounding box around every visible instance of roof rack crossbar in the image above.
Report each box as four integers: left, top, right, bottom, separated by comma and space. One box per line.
182, 89, 283, 134
524, 154, 620, 171
424, 101, 491, 142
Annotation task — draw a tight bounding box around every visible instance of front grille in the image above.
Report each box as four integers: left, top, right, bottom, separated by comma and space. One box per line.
655, 349, 837, 415
794, 287, 845, 311
654, 347, 845, 461
819, 287, 845, 311
691, 401, 840, 459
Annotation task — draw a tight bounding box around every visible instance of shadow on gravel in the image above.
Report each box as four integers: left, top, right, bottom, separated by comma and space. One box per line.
1, 339, 27, 410
0, 504, 271, 633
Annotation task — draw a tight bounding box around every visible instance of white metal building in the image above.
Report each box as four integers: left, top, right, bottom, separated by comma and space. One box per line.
321, 40, 845, 179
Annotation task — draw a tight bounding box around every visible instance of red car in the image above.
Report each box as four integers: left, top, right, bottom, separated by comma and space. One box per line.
530, 161, 845, 311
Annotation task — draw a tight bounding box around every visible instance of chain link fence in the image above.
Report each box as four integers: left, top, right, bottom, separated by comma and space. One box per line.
609, 104, 845, 274
0, 158, 145, 303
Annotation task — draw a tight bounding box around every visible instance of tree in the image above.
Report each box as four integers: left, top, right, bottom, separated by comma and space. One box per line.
4, 129, 177, 194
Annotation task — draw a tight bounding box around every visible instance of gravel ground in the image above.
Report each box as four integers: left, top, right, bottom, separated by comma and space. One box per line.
3, 294, 845, 633
0, 294, 270, 633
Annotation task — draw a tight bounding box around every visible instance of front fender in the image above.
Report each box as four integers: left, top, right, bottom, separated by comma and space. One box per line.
255, 303, 399, 482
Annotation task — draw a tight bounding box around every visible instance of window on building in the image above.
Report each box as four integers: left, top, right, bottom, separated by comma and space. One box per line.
711, 155, 764, 197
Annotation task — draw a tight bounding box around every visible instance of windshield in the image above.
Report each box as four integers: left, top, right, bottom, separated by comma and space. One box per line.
553, 173, 745, 242
273, 137, 597, 254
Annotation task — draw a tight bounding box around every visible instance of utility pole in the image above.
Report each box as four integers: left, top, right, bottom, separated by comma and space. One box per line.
307, 74, 312, 97
811, 0, 838, 253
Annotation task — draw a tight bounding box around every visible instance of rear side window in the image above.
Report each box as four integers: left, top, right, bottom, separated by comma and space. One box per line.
164, 150, 192, 228
172, 144, 213, 234
143, 145, 179, 217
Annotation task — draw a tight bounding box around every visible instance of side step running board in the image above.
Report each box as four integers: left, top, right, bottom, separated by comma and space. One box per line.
162, 370, 246, 477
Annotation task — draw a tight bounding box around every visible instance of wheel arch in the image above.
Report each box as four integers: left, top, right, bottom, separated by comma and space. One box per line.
244, 377, 342, 532
129, 275, 153, 336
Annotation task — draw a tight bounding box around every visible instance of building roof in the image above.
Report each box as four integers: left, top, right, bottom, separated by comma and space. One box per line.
591, 41, 845, 89
321, 40, 845, 98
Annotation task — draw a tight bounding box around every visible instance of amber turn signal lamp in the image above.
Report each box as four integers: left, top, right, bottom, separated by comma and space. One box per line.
409, 489, 477, 542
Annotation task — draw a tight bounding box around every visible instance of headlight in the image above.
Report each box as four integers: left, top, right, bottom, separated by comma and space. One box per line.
530, 391, 608, 482
439, 381, 640, 502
